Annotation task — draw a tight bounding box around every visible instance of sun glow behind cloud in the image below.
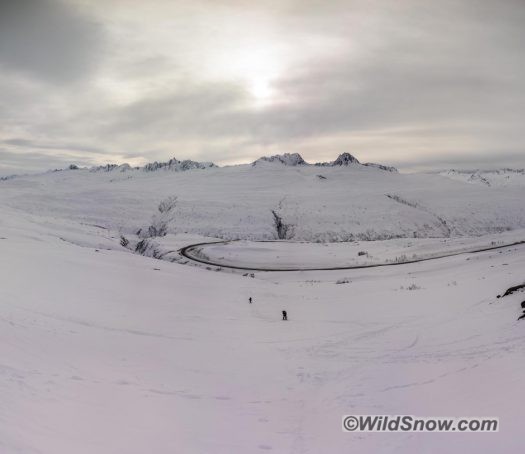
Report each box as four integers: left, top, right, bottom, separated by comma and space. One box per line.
225, 46, 282, 104
191, 18, 288, 106
1, 0, 525, 174
250, 76, 273, 101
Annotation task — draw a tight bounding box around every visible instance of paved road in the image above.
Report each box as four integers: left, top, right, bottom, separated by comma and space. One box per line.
179, 240, 525, 272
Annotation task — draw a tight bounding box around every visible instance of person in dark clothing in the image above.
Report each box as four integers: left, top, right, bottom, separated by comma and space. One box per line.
282, 310, 287, 321
249, 297, 252, 304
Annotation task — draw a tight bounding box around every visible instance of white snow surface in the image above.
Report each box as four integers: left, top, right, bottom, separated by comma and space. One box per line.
1, 165, 525, 453
438, 168, 525, 188
183, 232, 525, 270
1, 163, 524, 242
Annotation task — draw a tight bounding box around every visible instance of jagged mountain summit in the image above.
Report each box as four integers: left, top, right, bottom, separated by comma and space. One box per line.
316, 153, 397, 171
315, 152, 360, 167
252, 153, 307, 166
331, 152, 360, 166
84, 158, 217, 173
62, 152, 397, 175
252, 152, 397, 171
90, 163, 134, 172
143, 157, 217, 172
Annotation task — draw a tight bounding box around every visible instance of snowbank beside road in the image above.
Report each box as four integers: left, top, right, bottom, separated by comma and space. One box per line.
181, 231, 525, 270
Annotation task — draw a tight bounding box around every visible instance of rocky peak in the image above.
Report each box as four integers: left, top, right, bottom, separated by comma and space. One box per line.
252, 153, 307, 166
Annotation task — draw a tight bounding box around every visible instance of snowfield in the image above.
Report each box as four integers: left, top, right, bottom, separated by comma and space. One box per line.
1, 159, 525, 453
180, 233, 525, 270
438, 168, 525, 188
1, 159, 524, 242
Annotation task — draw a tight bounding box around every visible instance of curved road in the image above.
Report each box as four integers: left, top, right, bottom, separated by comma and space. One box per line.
179, 239, 525, 272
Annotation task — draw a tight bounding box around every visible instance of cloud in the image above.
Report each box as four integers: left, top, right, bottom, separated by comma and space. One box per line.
0, 0, 524, 173
0, 148, 88, 175
105, 82, 246, 139
96, 0, 525, 149
2, 138, 106, 154
0, 0, 105, 83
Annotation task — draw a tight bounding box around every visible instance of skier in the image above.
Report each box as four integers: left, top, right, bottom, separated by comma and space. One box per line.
282, 310, 287, 321
249, 297, 252, 304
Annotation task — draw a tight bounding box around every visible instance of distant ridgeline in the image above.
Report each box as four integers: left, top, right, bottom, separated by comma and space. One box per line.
62, 152, 397, 173
87, 158, 216, 173
251, 152, 398, 171
438, 168, 525, 188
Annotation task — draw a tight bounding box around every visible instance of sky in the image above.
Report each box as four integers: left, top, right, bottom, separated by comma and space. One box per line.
0, 0, 524, 175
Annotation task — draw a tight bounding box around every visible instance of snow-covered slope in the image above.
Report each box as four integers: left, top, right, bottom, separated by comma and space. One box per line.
1, 153, 525, 453
1, 203, 524, 453
438, 168, 525, 188
1, 155, 523, 242
362, 162, 398, 172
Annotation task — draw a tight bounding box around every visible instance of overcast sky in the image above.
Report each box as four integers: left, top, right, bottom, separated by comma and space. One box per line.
1, 0, 524, 174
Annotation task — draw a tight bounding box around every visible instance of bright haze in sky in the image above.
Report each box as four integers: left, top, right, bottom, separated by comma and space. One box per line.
0, 0, 524, 175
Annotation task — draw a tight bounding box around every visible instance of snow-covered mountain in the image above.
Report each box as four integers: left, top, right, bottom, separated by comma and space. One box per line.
314, 152, 398, 171
362, 162, 398, 172
142, 157, 217, 172
1, 155, 523, 242
53, 157, 217, 174
252, 151, 398, 171
333, 152, 360, 166
316, 152, 361, 166
439, 168, 525, 187
252, 152, 307, 166
90, 163, 135, 172
68, 152, 396, 173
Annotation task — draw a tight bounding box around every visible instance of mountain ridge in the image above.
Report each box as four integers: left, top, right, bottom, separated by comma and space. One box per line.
65, 152, 398, 174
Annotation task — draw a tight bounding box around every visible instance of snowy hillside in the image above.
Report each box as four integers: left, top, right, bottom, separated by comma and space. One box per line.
0, 152, 524, 453
0, 153, 523, 242
1, 197, 525, 453
438, 168, 525, 188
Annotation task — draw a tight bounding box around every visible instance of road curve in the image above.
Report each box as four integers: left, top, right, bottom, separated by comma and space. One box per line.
178, 240, 525, 272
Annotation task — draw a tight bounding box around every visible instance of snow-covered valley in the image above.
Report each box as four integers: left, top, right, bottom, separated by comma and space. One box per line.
1, 155, 524, 453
